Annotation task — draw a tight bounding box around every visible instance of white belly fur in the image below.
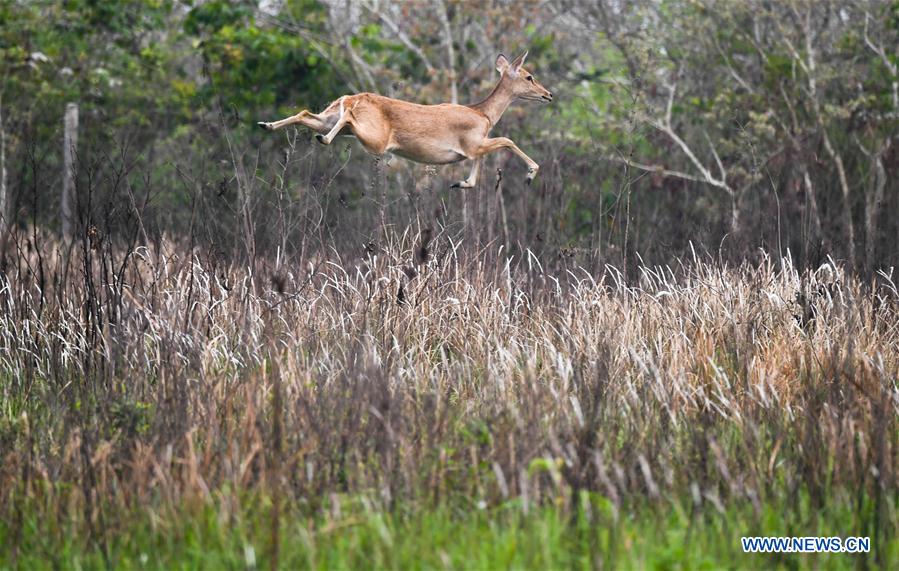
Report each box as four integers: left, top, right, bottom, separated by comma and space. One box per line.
388, 142, 467, 165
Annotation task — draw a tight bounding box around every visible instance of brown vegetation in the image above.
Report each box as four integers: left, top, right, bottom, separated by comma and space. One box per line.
2, 228, 897, 561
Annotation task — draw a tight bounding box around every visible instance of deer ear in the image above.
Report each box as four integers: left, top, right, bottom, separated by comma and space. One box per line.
495, 54, 510, 74
511, 50, 529, 71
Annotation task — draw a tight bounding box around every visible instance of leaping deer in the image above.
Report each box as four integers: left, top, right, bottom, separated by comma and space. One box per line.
257, 51, 552, 188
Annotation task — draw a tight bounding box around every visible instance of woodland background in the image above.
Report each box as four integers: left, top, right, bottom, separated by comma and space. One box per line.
2, 0, 897, 274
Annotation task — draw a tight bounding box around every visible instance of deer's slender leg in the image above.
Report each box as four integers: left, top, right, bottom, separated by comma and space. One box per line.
451, 159, 481, 189
257, 110, 331, 133
476, 137, 540, 182
315, 104, 354, 145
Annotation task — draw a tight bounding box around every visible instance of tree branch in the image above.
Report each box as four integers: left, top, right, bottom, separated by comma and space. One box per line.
361, 1, 435, 74
864, 11, 898, 110
606, 153, 711, 186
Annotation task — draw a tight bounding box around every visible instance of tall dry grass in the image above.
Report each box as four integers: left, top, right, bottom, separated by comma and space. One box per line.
1, 227, 897, 563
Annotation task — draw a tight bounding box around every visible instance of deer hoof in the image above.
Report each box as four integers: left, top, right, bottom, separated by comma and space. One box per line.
451, 181, 473, 190
526, 167, 539, 184
315, 133, 328, 145
257, 122, 273, 131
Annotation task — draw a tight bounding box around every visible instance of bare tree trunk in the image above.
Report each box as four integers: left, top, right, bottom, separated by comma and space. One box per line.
496, 169, 509, 248
730, 191, 740, 237
0, 93, 8, 246
62, 102, 79, 237
818, 124, 856, 268
864, 142, 889, 274
802, 167, 826, 249
778, 7, 857, 267
462, 187, 469, 242
800, 9, 856, 267
438, 0, 458, 104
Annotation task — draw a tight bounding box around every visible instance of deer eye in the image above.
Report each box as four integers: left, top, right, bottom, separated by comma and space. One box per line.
527, 76, 535, 82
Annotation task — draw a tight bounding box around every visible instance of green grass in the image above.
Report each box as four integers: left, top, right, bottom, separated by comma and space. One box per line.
3, 493, 894, 569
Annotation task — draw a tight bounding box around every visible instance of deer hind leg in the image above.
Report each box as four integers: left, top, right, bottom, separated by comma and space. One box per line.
257, 110, 333, 133
339, 102, 391, 155
476, 137, 540, 183
315, 110, 351, 145
317, 96, 372, 146
451, 159, 481, 189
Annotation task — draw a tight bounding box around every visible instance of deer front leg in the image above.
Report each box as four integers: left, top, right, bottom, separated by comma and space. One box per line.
257, 110, 331, 133
476, 137, 539, 183
451, 159, 481, 189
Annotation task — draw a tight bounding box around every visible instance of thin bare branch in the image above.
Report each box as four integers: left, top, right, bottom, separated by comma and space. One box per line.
361, 1, 435, 73
606, 153, 709, 186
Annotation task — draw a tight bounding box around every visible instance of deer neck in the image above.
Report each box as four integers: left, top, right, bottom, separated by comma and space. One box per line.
471, 75, 515, 126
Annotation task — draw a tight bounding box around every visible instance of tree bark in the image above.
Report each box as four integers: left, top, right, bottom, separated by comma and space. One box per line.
801, 10, 856, 267
62, 102, 79, 237
801, 167, 826, 251
864, 142, 889, 275
818, 125, 856, 268
0, 93, 8, 246
438, 0, 458, 104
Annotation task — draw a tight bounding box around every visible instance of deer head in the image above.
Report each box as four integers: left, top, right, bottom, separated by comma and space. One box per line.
495, 51, 553, 103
